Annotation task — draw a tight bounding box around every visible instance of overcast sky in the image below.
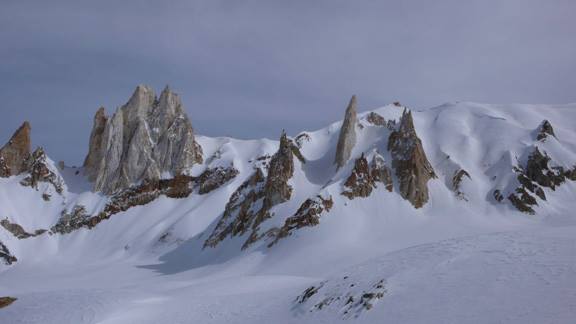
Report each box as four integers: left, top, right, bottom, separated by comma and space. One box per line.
1, 0, 575, 164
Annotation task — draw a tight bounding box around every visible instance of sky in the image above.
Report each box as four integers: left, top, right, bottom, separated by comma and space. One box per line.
1, 0, 575, 164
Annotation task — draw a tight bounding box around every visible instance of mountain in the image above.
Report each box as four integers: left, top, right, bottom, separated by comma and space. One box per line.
0, 87, 575, 323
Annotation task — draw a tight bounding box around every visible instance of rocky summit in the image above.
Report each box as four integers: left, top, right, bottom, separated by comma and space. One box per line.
84, 85, 203, 194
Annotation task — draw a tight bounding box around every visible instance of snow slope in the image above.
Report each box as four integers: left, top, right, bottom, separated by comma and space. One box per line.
1, 102, 575, 323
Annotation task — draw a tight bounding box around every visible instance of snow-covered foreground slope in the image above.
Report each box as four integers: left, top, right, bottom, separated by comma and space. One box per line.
1, 227, 575, 324
1, 101, 576, 323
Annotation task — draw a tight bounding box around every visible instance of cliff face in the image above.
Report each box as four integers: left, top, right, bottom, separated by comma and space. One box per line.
334, 96, 358, 168
388, 109, 436, 208
84, 85, 203, 194
83, 107, 107, 182
0, 122, 31, 177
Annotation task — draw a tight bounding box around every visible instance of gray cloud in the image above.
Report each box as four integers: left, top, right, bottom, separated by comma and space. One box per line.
1, 0, 575, 164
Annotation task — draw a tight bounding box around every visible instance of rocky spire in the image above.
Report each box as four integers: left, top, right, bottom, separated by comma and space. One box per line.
0, 121, 31, 177
84, 85, 203, 194
334, 95, 357, 168
83, 107, 108, 181
388, 109, 436, 208
262, 130, 294, 208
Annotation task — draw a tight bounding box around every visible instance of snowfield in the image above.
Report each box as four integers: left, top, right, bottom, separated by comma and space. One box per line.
1, 102, 576, 323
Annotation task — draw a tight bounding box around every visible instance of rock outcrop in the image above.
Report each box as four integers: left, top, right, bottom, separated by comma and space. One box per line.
204, 169, 266, 248
20, 147, 64, 195
334, 96, 358, 168
0, 122, 31, 177
341, 152, 393, 199
370, 153, 394, 192
84, 85, 203, 194
295, 278, 387, 319
83, 107, 108, 181
452, 169, 471, 201
1, 218, 46, 239
366, 112, 386, 126
536, 120, 556, 142
268, 195, 333, 247
342, 154, 373, 199
197, 166, 239, 194
205, 131, 296, 249
0, 241, 17, 265
51, 175, 196, 234
0, 297, 17, 308
507, 147, 571, 214
387, 109, 436, 208
262, 132, 295, 208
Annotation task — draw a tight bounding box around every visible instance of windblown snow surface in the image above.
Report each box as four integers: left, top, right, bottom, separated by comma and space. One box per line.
1, 102, 576, 323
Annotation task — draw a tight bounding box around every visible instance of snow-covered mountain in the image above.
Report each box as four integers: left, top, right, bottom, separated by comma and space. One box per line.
1, 86, 575, 323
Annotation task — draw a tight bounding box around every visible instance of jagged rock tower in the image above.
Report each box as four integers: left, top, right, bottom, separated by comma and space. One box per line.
84, 85, 203, 194
334, 95, 358, 168
388, 109, 436, 208
0, 122, 31, 177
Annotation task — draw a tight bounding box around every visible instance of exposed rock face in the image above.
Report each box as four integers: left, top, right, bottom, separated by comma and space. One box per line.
205, 132, 296, 249
507, 147, 571, 214
536, 120, 556, 142
197, 166, 239, 194
0, 157, 9, 177
84, 85, 203, 194
0, 241, 17, 265
20, 147, 64, 194
262, 131, 294, 208
204, 169, 266, 248
566, 166, 576, 181
341, 152, 393, 199
51, 175, 196, 234
83, 107, 108, 181
524, 148, 565, 189
334, 96, 358, 168
295, 133, 311, 148
342, 154, 373, 199
51, 205, 90, 234
366, 112, 386, 126
0, 122, 31, 177
268, 195, 333, 247
493, 189, 504, 202
0, 297, 17, 308
1, 218, 46, 239
387, 109, 436, 208
370, 153, 393, 192
295, 278, 387, 318
452, 169, 471, 201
